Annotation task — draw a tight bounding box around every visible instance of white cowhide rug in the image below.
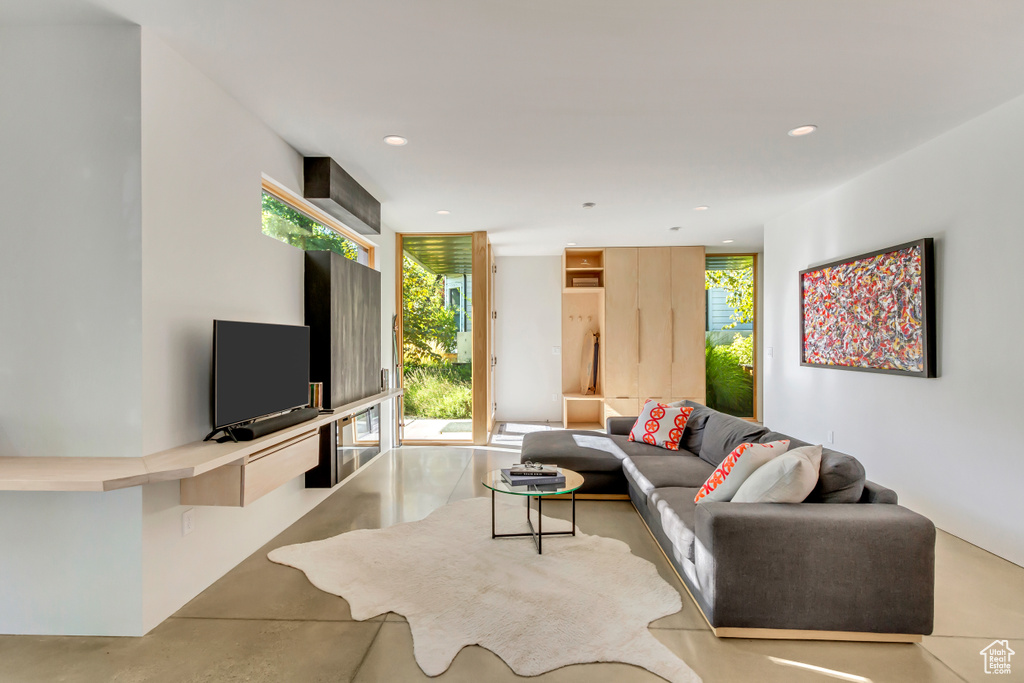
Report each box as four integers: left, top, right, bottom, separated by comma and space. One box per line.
268, 496, 701, 683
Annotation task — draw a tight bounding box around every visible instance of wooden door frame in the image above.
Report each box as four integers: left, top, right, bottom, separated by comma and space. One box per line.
395, 231, 492, 446
471, 231, 490, 445
486, 241, 496, 436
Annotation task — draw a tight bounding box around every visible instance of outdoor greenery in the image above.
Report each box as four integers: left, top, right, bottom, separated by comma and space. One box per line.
726, 333, 753, 367
402, 256, 459, 364
261, 192, 361, 261
401, 256, 471, 419
704, 261, 755, 416
705, 266, 754, 329
403, 365, 472, 419
705, 336, 753, 417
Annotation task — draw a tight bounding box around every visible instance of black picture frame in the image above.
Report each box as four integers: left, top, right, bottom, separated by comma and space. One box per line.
799, 238, 936, 378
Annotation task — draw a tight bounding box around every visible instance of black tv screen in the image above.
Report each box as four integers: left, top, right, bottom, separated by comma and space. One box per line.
213, 320, 310, 429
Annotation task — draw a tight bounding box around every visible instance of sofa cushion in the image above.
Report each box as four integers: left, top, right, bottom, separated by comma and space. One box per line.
756, 432, 866, 503
649, 487, 701, 562
668, 400, 714, 454
607, 434, 683, 459
759, 430, 811, 449
811, 448, 866, 503
627, 454, 716, 493
520, 430, 627, 473
698, 413, 770, 467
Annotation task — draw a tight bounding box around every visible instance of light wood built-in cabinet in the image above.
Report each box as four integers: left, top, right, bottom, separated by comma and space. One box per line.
561, 249, 606, 429
562, 246, 705, 429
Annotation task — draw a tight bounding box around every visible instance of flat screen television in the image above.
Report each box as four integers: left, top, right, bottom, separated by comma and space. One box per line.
213, 320, 310, 430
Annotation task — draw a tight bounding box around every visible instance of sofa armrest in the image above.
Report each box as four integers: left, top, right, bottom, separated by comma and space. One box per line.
606, 416, 636, 435
860, 479, 898, 504
693, 501, 934, 634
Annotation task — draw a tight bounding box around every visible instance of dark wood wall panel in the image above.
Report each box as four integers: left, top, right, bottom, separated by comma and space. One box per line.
305, 251, 381, 409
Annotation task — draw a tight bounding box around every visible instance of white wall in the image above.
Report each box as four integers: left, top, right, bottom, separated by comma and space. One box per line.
764, 92, 1024, 567
0, 26, 145, 635
139, 32, 396, 631
494, 256, 562, 422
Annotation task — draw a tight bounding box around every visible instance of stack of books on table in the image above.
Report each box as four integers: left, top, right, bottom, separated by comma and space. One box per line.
500, 465, 566, 487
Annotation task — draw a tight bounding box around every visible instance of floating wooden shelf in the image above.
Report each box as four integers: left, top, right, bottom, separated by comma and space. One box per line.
0, 388, 403, 493
562, 393, 604, 400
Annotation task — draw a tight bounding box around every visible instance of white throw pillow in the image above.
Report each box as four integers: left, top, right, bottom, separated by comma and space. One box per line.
693, 440, 790, 503
731, 445, 823, 503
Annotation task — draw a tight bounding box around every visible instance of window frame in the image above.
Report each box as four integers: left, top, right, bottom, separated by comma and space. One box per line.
261, 176, 376, 269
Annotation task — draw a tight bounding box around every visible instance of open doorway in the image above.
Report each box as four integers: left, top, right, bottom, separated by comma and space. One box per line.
705, 254, 757, 420
397, 233, 491, 444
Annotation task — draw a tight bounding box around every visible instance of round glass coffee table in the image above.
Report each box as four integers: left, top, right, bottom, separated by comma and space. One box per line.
482, 468, 584, 554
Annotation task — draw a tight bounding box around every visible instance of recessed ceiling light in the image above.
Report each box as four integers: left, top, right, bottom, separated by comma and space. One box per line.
566, 242, 577, 246
436, 210, 450, 215
722, 239, 735, 244
383, 135, 408, 146
669, 226, 682, 232
693, 206, 709, 211
582, 202, 596, 209
787, 125, 817, 137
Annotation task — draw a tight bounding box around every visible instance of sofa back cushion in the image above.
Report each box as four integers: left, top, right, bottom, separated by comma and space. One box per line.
757, 432, 866, 503
698, 413, 770, 467
668, 400, 713, 455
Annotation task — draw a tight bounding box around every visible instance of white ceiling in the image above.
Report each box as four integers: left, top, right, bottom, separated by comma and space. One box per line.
6, 1, 1024, 255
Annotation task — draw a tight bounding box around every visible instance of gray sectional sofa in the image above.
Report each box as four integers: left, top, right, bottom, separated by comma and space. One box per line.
520, 401, 935, 641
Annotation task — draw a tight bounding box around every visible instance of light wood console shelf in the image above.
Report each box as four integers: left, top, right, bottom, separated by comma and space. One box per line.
0, 388, 403, 493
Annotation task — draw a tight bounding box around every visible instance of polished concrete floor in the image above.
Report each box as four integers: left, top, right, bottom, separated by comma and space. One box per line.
1, 444, 1022, 682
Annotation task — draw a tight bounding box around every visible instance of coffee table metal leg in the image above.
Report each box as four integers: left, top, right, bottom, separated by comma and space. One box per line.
491, 491, 575, 554
572, 490, 576, 536
538, 495, 542, 554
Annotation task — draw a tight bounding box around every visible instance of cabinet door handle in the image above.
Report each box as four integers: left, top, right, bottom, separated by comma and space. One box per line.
636, 309, 641, 363
671, 308, 675, 363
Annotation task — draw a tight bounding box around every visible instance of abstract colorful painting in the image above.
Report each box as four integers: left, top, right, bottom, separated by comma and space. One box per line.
800, 239, 935, 377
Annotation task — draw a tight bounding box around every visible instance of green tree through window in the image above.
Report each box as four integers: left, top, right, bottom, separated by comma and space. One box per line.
705, 266, 753, 329
261, 191, 365, 263
402, 256, 458, 364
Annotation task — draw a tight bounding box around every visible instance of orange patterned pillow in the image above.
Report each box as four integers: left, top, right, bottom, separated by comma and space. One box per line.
628, 400, 694, 451
694, 440, 791, 503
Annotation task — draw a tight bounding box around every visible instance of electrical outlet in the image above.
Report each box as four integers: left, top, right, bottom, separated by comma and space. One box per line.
827, 431, 835, 444
552, 346, 561, 356
182, 508, 195, 537
767, 346, 774, 359
551, 393, 558, 402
